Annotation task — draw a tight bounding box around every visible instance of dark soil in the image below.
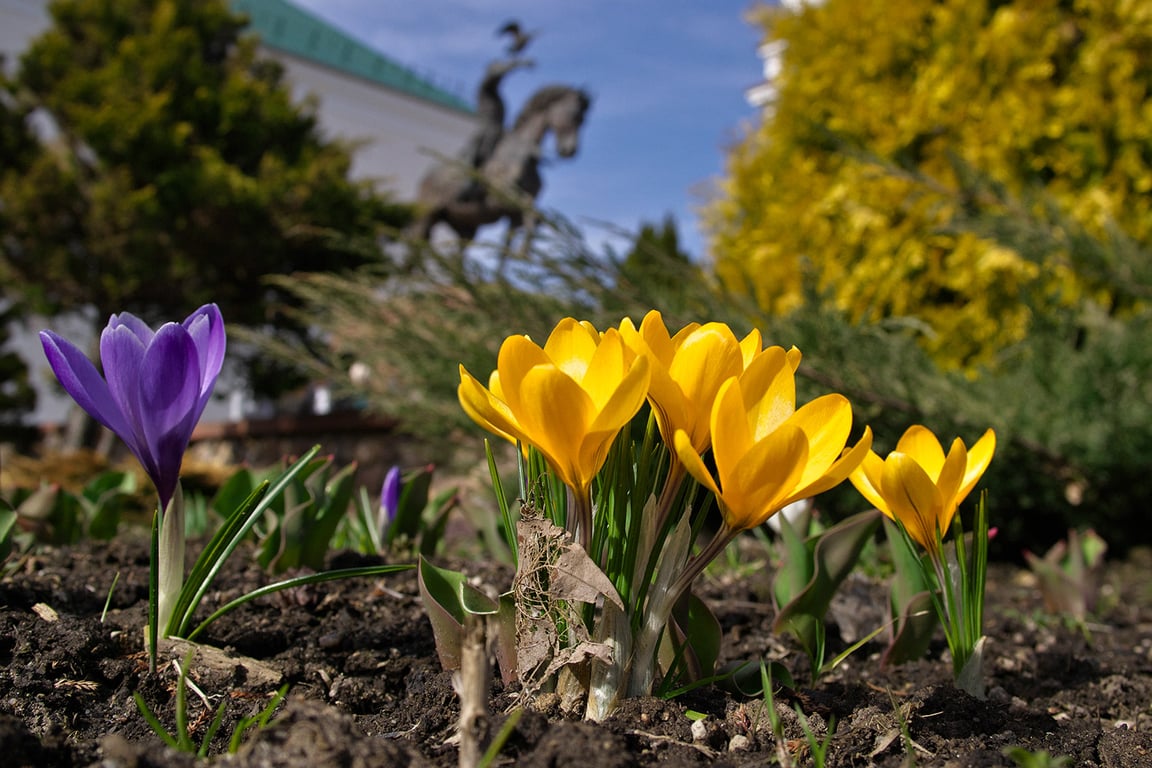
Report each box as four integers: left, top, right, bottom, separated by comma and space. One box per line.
2, 533, 1151, 767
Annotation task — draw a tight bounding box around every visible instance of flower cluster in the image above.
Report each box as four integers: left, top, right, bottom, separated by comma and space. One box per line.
455, 311, 998, 712
458, 311, 885, 716
460, 311, 873, 549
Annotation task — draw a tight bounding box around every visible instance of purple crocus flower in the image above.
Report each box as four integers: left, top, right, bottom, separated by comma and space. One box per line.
40, 304, 225, 510
379, 465, 402, 541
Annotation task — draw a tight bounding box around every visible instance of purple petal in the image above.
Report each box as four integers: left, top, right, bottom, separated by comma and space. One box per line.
39, 330, 138, 452
381, 465, 402, 522
380, 465, 403, 538
183, 304, 226, 418
100, 322, 154, 475
107, 311, 155, 346
139, 325, 202, 508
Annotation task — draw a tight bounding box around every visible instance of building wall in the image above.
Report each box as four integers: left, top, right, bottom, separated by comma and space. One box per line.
267, 48, 476, 199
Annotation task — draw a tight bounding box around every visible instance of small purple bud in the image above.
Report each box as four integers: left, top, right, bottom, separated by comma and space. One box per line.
379, 465, 402, 540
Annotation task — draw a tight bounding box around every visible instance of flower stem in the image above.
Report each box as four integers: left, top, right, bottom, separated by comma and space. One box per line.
569, 485, 594, 552
157, 484, 186, 636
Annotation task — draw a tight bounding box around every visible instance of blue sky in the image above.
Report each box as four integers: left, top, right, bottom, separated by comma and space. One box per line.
291, 0, 768, 259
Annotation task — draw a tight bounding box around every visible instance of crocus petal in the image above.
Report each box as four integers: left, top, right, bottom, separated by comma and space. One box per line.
39, 330, 137, 452
668, 324, 741, 450
139, 325, 202, 508
895, 425, 947, 480
720, 425, 809, 530
790, 426, 873, 503
517, 364, 593, 489
739, 347, 796, 441
495, 335, 550, 416
882, 452, 944, 552
673, 429, 721, 499
935, 438, 969, 528
99, 321, 154, 470
543, 317, 600, 381
586, 355, 649, 435
458, 366, 522, 446
380, 465, 401, 529
849, 448, 890, 516
183, 303, 226, 415
581, 330, 630, 404
708, 378, 754, 486
738, 328, 763, 367
958, 429, 997, 500
786, 394, 853, 486
108, 311, 155, 345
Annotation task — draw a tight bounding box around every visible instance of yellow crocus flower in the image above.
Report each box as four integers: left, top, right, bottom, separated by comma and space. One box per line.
849, 425, 996, 554
673, 346, 872, 533
458, 317, 650, 498
620, 310, 743, 453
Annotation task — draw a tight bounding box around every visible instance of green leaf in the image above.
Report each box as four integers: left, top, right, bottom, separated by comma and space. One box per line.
297, 460, 358, 569
417, 555, 467, 670
185, 564, 412, 642
661, 591, 722, 687
0, 500, 17, 561
390, 465, 435, 544
773, 509, 882, 677
211, 467, 256, 520
168, 446, 321, 638
417, 486, 459, 556
715, 659, 795, 697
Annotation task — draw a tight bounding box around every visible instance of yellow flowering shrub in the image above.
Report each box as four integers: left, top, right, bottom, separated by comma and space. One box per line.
707, 0, 1152, 367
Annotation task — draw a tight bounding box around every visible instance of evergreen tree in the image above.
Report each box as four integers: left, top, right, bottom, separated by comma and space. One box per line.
612, 214, 706, 318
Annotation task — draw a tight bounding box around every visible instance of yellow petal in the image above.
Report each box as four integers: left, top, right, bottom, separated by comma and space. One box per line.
958, 428, 996, 500
739, 347, 796, 442
849, 447, 890, 515
720, 424, 808, 530
895, 425, 947, 480
497, 335, 549, 413
935, 438, 968, 531
543, 317, 600, 381
709, 377, 753, 486
668, 324, 742, 450
785, 346, 802, 372
587, 355, 650, 435
673, 429, 721, 499
882, 452, 945, 552
581, 329, 630, 404
786, 394, 852, 486
790, 426, 873, 503
738, 328, 763, 368
516, 364, 591, 490
458, 365, 522, 445
668, 319, 702, 347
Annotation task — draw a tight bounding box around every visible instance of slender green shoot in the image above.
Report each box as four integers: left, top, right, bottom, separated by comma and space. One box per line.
795, 706, 835, 768
101, 571, 120, 623
184, 564, 412, 641
228, 684, 290, 753
485, 439, 517, 564
133, 649, 226, 755
477, 707, 524, 768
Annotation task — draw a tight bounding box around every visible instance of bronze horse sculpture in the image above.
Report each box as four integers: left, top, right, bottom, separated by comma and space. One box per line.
410, 84, 592, 264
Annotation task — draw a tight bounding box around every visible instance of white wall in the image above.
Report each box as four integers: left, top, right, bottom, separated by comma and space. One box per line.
267, 49, 476, 198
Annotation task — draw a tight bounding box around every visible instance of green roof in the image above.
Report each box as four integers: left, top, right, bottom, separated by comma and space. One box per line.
231, 0, 473, 114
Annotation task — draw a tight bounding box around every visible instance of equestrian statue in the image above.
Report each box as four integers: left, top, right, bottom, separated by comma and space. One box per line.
409, 21, 592, 267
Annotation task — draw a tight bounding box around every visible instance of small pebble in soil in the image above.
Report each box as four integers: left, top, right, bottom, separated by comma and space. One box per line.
728, 734, 750, 752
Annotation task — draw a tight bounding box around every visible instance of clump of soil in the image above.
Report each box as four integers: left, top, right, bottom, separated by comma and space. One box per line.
2, 533, 1151, 767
